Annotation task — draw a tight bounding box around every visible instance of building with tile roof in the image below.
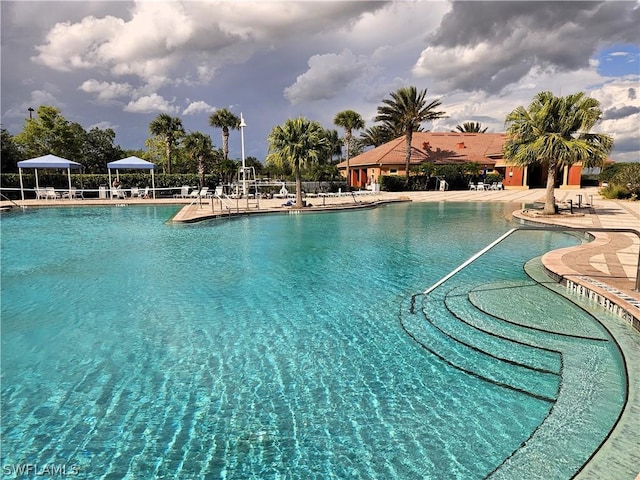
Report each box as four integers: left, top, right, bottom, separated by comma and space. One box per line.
337, 131, 584, 190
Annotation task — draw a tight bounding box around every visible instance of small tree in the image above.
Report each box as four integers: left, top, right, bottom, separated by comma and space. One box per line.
183, 132, 214, 189
375, 86, 445, 188
266, 117, 328, 208
504, 91, 613, 214
209, 108, 241, 162
149, 114, 185, 174
334, 110, 365, 190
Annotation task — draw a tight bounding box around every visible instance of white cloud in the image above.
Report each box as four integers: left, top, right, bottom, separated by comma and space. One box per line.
79, 79, 133, 101
88, 121, 118, 131
590, 79, 640, 161
182, 100, 215, 116
124, 94, 179, 114
414, 1, 639, 94
609, 51, 630, 57
31, 1, 385, 90
284, 49, 371, 104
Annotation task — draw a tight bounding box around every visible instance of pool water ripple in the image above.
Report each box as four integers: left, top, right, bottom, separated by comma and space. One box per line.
0, 203, 627, 479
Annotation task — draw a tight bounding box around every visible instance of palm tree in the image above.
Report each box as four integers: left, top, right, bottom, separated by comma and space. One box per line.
183, 131, 214, 189
149, 114, 184, 174
333, 110, 365, 190
504, 91, 613, 215
375, 86, 445, 187
454, 122, 487, 133
359, 125, 394, 148
208, 108, 240, 162
266, 117, 328, 208
322, 129, 343, 164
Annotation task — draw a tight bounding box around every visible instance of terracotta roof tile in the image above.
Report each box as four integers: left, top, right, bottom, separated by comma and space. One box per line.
340, 132, 507, 168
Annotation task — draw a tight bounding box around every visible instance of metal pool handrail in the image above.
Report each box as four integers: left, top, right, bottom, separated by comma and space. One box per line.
423, 227, 640, 294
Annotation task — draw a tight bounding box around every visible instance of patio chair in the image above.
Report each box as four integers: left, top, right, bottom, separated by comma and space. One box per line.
62, 187, 79, 199
469, 182, 477, 191
112, 187, 126, 199
45, 187, 60, 199
35, 188, 48, 199
140, 187, 150, 199
131, 187, 141, 198
274, 186, 288, 199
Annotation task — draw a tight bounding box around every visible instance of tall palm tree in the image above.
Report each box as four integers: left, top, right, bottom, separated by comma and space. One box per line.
266, 117, 328, 208
149, 113, 184, 174
454, 122, 487, 133
333, 110, 365, 190
183, 131, 214, 189
504, 91, 613, 215
322, 129, 343, 164
208, 108, 240, 162
375, 86, 445, 187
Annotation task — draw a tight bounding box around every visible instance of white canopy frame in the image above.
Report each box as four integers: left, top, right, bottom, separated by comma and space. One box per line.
107, 156, 156, 199
17, 154, 84, 201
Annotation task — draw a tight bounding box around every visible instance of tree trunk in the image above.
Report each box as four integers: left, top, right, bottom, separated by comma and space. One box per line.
222, 130, 229, 161
404, 131, 412, 188
198, 157, 204, 189
166, 141, 172, 174
345, 130, 351, 191
294, 161, 303, 208
543, 162, 557, 215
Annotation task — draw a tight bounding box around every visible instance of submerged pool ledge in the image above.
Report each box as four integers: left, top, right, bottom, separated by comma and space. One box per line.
526, 258, 640, 479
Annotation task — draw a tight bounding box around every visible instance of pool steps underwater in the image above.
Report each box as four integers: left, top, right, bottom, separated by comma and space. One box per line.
398, 272, 625, 479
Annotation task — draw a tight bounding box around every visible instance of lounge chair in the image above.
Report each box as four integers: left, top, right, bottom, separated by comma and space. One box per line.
62, 187, 80, 199
174, 185, 190, 198
45, 187, 60, 199
469, 182, 477, 191
112, 187, 126, 199
131, 187, 141, 198
35, 188, 48, 199
141, 187, 150, 199
189, 187, 210, 199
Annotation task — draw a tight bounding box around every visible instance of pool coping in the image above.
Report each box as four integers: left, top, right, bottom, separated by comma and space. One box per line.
514, 215, 640, 479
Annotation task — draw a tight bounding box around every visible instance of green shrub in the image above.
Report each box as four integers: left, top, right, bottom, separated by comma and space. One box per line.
483, 173, 503, 185
599, 184, 632, 199
380, 175, 406, 192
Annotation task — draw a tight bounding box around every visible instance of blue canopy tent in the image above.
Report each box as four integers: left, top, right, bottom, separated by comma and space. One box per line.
17, 154, 84, 201
107, 156, 156, 199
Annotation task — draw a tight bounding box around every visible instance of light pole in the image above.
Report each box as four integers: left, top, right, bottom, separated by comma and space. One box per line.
239, 113, 247, 197
28, 107, 34, 120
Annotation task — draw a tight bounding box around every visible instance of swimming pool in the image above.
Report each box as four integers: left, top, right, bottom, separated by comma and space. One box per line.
0, 203, 627, 478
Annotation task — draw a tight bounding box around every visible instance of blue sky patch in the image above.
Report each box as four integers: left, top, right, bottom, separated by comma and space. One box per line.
595, 44, 640, 77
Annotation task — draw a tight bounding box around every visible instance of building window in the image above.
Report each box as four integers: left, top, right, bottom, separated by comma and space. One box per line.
390, 169, 398, 175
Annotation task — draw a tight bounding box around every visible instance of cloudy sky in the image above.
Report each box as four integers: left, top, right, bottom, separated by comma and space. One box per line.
2, 1, 639, 163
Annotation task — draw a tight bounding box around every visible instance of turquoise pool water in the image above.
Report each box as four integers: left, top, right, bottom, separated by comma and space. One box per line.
1, 203, 626, 479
